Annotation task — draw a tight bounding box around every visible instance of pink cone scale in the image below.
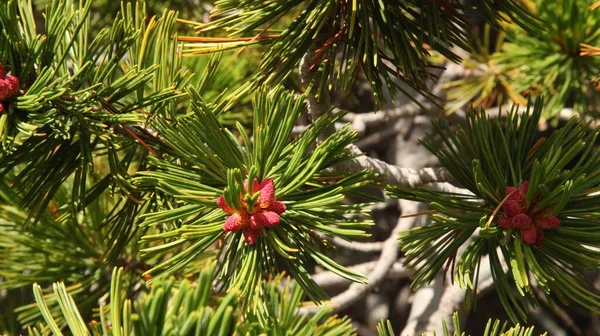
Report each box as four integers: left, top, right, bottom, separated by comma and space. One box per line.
497, 181, 560, 246
0, 62, 19, 113
217, 178, 286, 244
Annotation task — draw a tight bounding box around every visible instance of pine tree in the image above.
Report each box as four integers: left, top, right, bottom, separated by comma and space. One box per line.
0, 0, 598, 335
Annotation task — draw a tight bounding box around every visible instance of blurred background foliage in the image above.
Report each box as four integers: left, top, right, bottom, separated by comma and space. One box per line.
440, 0, 600, 118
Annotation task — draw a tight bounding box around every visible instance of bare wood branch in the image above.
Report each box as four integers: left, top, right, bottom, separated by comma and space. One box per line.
313, 260, 409, 290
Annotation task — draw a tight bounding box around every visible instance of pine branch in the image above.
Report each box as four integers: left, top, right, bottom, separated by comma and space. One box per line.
342, 102, 430, 135
319, 234, 384, 253
444, 0, 600, 117
332, 144, 455, 188
1, 0, 594, 334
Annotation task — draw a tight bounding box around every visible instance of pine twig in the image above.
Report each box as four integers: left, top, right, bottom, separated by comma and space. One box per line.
313, 260, 408, 290
299, 35, 336, 139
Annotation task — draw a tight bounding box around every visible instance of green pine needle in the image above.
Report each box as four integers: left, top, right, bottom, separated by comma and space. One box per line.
30, 264, 357, 335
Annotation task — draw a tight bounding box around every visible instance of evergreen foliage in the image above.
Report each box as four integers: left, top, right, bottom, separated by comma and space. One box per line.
0, 0, 596, 334
387, 101, 600, 321
29, 265, 356, 335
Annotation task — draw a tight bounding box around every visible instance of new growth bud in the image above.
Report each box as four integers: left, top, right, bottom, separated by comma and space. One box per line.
0, 62, 19, 113
498, 181, 560, 245
217, 178, 286, 244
